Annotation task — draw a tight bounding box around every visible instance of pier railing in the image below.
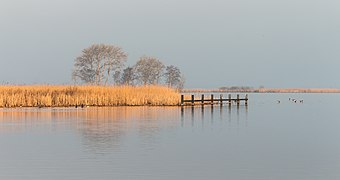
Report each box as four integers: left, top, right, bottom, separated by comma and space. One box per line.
181, 94, 248, 106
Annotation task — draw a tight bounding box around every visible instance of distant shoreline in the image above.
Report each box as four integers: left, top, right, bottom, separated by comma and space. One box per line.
182, 88, 340, 93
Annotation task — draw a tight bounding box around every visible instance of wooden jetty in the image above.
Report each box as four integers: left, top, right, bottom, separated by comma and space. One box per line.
181, 94, 248, 106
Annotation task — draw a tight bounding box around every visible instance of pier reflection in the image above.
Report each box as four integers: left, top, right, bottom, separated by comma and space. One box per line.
180, 104, 248, 128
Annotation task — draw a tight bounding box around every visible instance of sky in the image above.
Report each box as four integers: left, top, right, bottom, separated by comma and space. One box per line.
0, 0, 339, 88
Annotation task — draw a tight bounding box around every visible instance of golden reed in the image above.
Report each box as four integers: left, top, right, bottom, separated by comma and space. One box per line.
0, 85, 181, 107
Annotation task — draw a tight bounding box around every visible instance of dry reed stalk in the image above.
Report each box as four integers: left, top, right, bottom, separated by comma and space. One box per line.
0, 85, 180, 108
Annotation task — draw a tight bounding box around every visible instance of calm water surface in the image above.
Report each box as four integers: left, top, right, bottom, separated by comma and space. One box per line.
0, 93, 340, 180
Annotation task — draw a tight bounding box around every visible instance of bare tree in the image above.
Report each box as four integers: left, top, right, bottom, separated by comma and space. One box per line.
72, 44, 127, 85
104, 46, 128, 85
134, 56, 165, 85
164, 65, 181, 88
121, 66, 136, 85
113, 71, 121, 85
177, 75, 185, 90
72, 56, 96, 84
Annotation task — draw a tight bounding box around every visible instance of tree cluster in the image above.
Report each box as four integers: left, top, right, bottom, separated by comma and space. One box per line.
72, 44, 184, 89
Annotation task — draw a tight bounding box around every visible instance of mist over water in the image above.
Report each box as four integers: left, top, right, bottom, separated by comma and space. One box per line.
0, 93, 340, 179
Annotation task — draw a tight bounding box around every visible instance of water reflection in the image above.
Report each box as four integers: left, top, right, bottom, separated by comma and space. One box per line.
180, 104, 248, 128
0, 107, 180, 154
1, 94, 340, 180
0, 105, 248, 154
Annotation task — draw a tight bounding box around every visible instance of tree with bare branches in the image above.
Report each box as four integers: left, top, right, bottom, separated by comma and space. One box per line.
134, 56, 165, 85
121, 66, 136, 85
72, 44, 127, 85
177, 75, 185, 90
164, 65, 182, 88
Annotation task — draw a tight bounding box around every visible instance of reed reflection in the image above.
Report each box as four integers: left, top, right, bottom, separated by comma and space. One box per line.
0, 107, 180, 154
0, 105, 248, 154
0, 108, 78, 133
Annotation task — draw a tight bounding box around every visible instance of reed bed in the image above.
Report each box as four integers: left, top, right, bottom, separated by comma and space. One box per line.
0, 85, 181, 108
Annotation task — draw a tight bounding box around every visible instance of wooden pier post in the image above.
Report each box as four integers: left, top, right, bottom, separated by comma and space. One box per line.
237, 94, 240, 106
228, 94, 231, 105
201, 94, 204, 104
220, 94, 223, 105
191, 95, 195, 105
211, 94, 214, 105
181, 95, 184, 105
245, 94, 248, 106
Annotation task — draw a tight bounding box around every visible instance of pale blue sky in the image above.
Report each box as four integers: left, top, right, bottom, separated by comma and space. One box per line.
0, 0, 339, 88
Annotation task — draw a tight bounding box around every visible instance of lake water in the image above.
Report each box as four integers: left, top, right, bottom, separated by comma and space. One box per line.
0, 93, 339, 180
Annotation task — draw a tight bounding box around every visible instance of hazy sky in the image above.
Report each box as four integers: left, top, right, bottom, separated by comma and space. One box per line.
1, 0, 339, 88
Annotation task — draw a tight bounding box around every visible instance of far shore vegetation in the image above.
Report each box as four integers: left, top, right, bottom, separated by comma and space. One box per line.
183, 87, 340, 93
